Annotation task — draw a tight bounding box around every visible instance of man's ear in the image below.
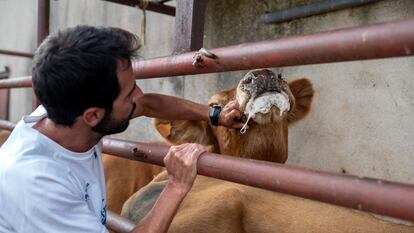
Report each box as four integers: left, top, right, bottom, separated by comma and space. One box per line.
82, 107, 106, 127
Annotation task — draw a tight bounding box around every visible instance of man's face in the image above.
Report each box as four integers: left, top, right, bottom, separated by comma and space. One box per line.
92, 59, 142, 136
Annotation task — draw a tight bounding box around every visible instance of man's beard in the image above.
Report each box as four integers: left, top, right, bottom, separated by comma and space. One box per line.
92, 103, 136, 136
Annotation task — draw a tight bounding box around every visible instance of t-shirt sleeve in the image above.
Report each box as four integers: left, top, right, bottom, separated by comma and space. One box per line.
12, 166, 109, 233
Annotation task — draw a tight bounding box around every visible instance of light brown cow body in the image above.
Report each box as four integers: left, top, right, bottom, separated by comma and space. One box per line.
103, 154, 163, 214
122, 70, 413, 232
0, 130, 10, 145
125, 172, 413, 233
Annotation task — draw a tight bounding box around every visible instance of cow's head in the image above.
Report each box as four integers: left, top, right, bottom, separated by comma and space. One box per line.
154, 69, 314, 163
235, 69, 294, 132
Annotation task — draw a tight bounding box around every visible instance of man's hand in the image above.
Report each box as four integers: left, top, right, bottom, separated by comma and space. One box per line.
218, 100, 244, 129
163, 143, 206, 194
131, 143, 206, 233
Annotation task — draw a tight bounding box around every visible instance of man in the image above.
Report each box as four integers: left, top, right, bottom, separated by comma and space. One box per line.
0, 26, 243, 233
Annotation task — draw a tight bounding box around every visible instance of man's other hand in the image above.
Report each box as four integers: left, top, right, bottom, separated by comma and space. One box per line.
219, 100, 244, 129
163, 143, 206, 194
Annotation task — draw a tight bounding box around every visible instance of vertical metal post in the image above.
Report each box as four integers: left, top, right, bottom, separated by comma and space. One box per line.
0, 67, 10, 120
173, 0, 206, 54
33, 0, 50, 110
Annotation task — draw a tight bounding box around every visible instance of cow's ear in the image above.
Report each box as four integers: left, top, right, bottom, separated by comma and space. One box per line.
207, 88, 235, 107
153, 119, 220, 153
287, 78, 314, 124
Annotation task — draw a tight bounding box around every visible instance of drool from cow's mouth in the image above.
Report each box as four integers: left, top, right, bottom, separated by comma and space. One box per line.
236, 69, 291, 134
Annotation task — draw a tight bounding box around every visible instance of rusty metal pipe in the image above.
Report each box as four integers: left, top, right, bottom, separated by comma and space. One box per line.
37, 0, 50, 46
3, 18, 414, 88
0, 120, 15, 131
2, 121, 414, 221
36, 0, 49, 110
133, 17, 414, 79
0, 77, 32, 89
0, 49, 34, 58
107, 210, 136, 233
102, 138, 414, 222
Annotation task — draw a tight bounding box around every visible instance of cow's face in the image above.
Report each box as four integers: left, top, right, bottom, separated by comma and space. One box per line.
154, 71, 313, 160
236, 69, 295, 127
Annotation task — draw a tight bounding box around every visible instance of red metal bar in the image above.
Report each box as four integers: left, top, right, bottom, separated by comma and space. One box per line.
37, 0, 50, 46
133, 17, 414, 79
0, 49, 34, 58
3, 18, 414, 88
104, 0, 175, 16
0, 67, 10, 120
0, 120, 15, 131
102, 138, 414, 222
35, 0, 50, 111
2, 120, 414, 221
0, 90, 9, 120
107, 210, 136, 233
0, 76, 32, 89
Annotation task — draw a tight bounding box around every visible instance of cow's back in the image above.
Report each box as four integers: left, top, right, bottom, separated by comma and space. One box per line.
123, 173, 413, 233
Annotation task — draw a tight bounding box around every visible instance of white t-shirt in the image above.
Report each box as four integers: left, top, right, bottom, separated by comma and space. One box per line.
0, 106, 109, 233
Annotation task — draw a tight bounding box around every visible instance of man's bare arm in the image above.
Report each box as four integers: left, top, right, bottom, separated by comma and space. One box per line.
133, 93, 243, 128
130, 182, 187, 233
130, 144, 205, 233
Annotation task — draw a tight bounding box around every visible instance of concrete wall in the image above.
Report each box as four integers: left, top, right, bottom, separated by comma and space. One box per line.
0, 0, 37, 121
1, 0, 413, 184
200, 0, 414, 184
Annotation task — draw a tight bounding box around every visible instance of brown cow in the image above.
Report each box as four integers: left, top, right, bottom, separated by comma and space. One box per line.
0, 130, 10, 145
121, 69, 413, 232
103, 154, 163, 214
105, 69, 302, 214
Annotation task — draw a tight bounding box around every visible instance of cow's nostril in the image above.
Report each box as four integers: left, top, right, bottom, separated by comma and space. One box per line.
243, 76, 252, 84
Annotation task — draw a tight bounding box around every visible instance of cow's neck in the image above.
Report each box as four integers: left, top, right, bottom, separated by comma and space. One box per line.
216, 119, 288, 163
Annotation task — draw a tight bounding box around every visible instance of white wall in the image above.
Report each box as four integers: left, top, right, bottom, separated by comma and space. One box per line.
0, 0, 37, 121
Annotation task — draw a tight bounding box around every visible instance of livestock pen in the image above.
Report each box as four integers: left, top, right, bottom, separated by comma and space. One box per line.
0, 0, 413, 232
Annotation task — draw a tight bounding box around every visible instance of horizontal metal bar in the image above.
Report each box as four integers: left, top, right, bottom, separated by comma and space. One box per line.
2, 120, 414, 222
102, 138, 414, 222
107, 210, 136, 233
133, 17, 414, 79
0, 120, 15, 131
2, 18, 414, 88
0, 49, 34, 58
103, 0, 175, 16
0, 76, 32, 89
260, 0, 379, 24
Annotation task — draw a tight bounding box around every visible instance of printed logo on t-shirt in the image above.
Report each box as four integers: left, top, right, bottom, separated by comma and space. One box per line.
84, 182, 90, 202
101, 198, 107, 225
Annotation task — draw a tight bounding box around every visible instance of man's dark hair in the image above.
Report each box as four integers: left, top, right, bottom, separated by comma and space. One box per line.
32, 25, 140, 126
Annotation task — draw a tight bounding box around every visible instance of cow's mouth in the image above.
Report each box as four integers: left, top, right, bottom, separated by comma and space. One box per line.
236, 69, 291, 133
